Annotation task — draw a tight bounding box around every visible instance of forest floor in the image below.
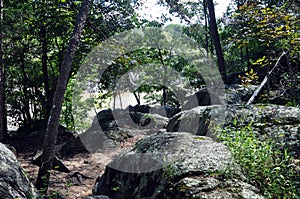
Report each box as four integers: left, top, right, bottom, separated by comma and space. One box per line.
8, 133, 144, 199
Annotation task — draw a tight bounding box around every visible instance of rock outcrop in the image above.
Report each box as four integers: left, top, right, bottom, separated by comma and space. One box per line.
93, 132, 265, 199
0, 143, 38, 199
80, 107, 170, 152
167, 104, 300, 158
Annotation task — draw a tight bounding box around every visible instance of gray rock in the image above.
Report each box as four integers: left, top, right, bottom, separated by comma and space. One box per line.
167, 104, 300, 158
0, 143, 38, 199
182, 88, 223, 110
167, 105, 225, 137
91, 108, 169, 132
225, 84, 258, 104
59, 136, 88, 157
83, 195, 110, 199
149, 105, 181, 118
93, 132, 264, 199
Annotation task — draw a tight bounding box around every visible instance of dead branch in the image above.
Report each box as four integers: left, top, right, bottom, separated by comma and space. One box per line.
246, 51, 287, 105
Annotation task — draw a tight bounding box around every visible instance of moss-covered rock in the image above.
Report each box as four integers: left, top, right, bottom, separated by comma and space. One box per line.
93, 132, 264, 199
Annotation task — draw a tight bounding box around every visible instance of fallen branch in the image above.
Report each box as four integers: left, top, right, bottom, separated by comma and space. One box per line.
246, 51, 287, 105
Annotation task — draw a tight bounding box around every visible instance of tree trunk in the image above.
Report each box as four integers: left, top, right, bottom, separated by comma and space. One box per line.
0, 0, 4, 142
20, 54, 32, 123
133, 91, 140, 105
35, 0, 91, 193
0, 0, 7, 142
203, 0, 209, 53
40, 23, 52, 120
206, 0, 227, 83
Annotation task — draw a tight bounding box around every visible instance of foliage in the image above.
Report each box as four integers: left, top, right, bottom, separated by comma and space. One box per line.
96, 43, 203, 108
221, 0, 299, 104
2, 0, 142, 129
238, 68, 259, 86
218, 121, 299, 198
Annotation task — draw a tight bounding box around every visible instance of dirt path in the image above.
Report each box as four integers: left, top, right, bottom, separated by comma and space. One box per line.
14, 135, 144, 199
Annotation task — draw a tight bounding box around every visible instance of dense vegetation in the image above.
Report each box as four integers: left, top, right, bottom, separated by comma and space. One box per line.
0, 0, 299, 197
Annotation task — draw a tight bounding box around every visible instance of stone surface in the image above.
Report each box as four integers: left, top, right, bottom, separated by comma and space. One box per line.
0, 143, 38, 199
82, 108, 170, 153
83, 195, 110, 199
182, 88, 223, 110
93, 132, 264, 199
167, 104, 300, 158
225, 84, 258, 104
149, 105, 181, 118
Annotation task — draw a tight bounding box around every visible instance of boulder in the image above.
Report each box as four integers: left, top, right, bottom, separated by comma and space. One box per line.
91, 108, 169, 132
83, 195, 110, 199
59, 136, 89, 157
182, 88, 223, 110
167, 104, 300, 158
149, 105, 181, 118
167, 105, 225, 137
225, 84, 258, 104
93, 132, 264, 199
0, 143, 38, 199
127, 104, 151, 113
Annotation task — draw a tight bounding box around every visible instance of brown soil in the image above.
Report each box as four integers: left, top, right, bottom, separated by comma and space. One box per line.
8, 133, 145, 199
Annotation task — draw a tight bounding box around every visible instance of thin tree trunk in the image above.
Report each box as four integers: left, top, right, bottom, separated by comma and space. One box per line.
35, 0, 91, 193
203, 0, 209, 53
0, 0, 7, 141
158, 49, 167, 105
20, 54, 32, 123
207, 0, 227, 83
0, 0, 5, 142
133, 91, 140, 105
40, 23, 52, 120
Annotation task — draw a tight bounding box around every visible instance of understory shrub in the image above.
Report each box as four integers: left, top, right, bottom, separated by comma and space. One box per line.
218, 121, 299, 198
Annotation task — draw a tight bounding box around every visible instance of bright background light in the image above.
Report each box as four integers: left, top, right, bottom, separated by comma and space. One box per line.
137, 0, 232, 23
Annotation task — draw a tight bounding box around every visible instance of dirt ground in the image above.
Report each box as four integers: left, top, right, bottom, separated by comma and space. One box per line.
9, 134, 144, 199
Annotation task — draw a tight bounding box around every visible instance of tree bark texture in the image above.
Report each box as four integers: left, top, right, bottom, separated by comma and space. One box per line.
35, 0, 92, 193
207, 0, 227, 83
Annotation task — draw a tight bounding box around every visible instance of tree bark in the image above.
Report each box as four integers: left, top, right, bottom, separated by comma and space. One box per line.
0, 0, 7, 142
206, 0, 227, 83
203, 0, 209, 53
40, 23, 52, 120
35, 0, 91, 193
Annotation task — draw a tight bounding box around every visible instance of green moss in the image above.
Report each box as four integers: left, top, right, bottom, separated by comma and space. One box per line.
193, 137, 207, 141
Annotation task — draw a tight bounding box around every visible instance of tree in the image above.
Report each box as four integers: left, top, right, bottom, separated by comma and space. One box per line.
206, 0, 227, 83
223, 0, 299, 102
159, 0, 227, 83
0, 0, 4, 142
35, 0, 92, 194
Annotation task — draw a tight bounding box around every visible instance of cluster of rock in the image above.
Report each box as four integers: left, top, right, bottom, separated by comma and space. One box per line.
1, 87, 299, 199
86, 88, 300, 199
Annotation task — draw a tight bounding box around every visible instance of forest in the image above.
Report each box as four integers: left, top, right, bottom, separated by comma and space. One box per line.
0, 0, 299, 198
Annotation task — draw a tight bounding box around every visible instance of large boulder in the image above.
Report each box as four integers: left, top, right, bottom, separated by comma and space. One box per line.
182, 88, 223, 110
82, 108, 170, 153
93, 132, 264, 199
0, 143, 38, 199
90, 108, 169, 132
167, 105, 225, 137
167, 104, 300, 158
149, 105, 181, 118
225, 85, 258, 104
